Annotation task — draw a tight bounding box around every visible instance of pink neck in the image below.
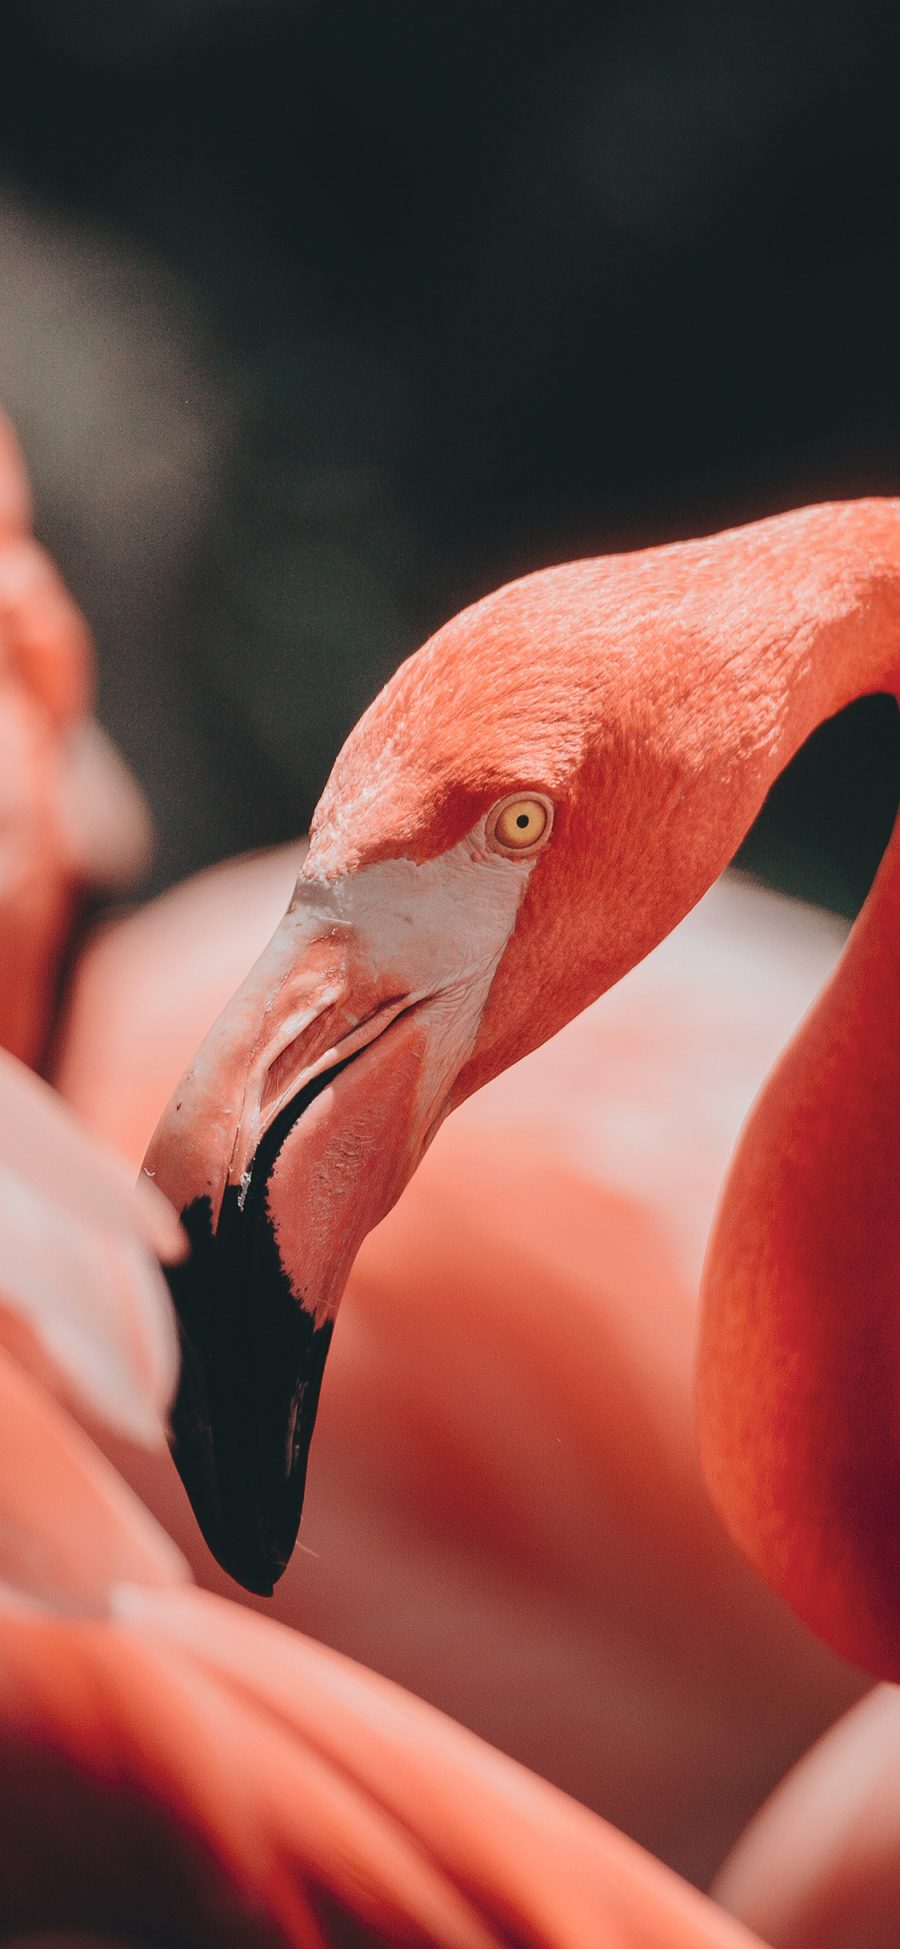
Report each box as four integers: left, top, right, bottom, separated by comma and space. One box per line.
696, 501, 900, 1676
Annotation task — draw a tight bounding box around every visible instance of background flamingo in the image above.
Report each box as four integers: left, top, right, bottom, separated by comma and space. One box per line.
0, 413, 151, 1067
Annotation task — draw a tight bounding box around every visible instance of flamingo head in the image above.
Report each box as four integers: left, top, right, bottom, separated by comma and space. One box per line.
145, 506, 864, 1592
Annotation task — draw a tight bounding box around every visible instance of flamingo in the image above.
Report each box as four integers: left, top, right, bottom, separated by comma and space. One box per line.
0, 404, 781, 1945
140, 495, 900, 1697
4, 403, 899, 1942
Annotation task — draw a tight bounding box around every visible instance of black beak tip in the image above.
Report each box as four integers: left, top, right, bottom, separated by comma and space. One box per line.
166, 1396, 277, 1597
169, 1383, 311, 1596
163, 1188, 335, 1596
211, 1543, 279, 1601
229, 1567, 278, 1599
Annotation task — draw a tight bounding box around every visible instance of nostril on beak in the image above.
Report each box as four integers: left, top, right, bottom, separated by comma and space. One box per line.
259, 995, 414, 1127
260, 1034, 310, 1118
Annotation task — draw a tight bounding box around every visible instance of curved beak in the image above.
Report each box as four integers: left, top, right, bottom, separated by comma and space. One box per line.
143, 857, 509, 1593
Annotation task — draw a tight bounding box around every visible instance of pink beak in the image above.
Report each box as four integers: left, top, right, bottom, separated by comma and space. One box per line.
143, 876, 454, 1593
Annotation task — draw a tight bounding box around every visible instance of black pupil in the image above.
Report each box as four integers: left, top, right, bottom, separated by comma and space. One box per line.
516, 813, 530, 828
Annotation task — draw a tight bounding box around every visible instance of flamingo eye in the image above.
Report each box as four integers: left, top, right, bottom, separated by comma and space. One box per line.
486, 793, 554, 856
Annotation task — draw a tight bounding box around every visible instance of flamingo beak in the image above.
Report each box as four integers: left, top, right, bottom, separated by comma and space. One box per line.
142, 859, 507, 1594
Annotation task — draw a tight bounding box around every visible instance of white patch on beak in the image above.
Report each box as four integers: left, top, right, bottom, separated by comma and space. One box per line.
297, 811, 536, 1003
226, 816, 540, 1194
144, 814, 540, 1244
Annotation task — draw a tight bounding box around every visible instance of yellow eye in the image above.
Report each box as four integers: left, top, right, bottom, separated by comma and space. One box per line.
487, 793, 554, 855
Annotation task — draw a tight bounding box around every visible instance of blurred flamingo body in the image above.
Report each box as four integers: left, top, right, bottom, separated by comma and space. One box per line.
0, 416, 151, 1066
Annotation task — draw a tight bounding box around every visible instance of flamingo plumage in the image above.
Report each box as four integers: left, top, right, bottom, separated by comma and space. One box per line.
713, 1684, 900, 1947
6, 402, 900, 1945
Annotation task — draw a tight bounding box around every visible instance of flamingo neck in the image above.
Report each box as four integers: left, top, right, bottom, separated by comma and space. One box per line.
696, 502, 900, 1677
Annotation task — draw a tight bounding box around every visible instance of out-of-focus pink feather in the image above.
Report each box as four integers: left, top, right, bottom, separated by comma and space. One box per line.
0, 1344, 185, 1609
0, 408, 153, 1063
0, 1049, 181, 1441
714, 1686, 900, 1947
0, 1579, 766, 1949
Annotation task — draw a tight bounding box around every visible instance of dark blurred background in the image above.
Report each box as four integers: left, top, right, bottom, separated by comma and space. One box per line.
1, 0, 898, 913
